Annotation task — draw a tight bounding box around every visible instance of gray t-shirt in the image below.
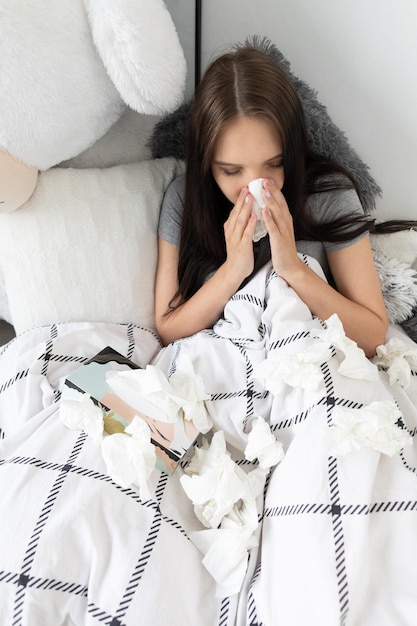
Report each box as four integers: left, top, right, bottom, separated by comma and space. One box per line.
158, 174, 367, 282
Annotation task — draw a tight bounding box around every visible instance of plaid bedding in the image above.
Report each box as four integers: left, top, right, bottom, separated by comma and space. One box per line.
1, 258, 417, 625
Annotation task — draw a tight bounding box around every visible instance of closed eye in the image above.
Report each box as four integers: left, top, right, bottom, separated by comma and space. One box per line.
221, 168, 242, 177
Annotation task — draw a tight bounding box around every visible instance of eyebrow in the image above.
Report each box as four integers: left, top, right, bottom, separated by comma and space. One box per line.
213, 153, 284, 167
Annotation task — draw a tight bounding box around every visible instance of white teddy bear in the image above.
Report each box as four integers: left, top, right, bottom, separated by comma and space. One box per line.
0, 0, 187, 332
0, 0, 186, 212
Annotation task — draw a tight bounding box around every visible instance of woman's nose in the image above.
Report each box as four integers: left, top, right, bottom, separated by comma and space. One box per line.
246, 172, 264, 186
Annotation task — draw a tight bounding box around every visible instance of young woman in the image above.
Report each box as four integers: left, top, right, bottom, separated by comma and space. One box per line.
155, 46, 396, 356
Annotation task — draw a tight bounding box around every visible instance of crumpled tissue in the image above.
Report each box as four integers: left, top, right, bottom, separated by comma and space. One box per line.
248, 178, 268, 242
168, 355, 212, 432
190, 523, 259, 598
101, 417, 157, 498
105, 355, 212, 433
105, 365, 184, 422
181, 431, 265, 529
181, 431, 267, 597
60, 394, 104, 443
312, 314, 379, 381
373, 336, 417, 389
244, 416, 285, 468
60, 396, 157, 497
327, 400, 412, 457
254, 342, 332, 393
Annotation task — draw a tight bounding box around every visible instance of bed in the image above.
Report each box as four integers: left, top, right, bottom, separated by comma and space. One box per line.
1, 2, 417, 625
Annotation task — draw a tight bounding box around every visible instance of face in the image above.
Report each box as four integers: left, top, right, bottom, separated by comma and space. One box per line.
211, 115, 284, 204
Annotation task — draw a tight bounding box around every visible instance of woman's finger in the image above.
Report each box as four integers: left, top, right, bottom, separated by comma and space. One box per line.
226, 188, 252, 234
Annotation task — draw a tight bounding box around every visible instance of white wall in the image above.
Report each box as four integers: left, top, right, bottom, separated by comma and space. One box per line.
201, 0, 417, 222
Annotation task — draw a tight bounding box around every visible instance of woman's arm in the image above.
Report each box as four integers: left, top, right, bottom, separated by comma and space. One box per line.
155, 239, 242, 345
155, 190, 257, 345
283, 238, 388, 357
262, 181, 388, 357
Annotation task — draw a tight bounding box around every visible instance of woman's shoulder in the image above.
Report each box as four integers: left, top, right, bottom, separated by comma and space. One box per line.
158, 174, 185, 245
164, 173, 185, 202
161, 174, 185, 218
308, 174, 365, 223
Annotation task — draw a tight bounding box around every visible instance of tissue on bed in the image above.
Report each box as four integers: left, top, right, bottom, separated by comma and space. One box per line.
60, 394, 104, 443
62, 346, 200, 474
101, 417, 157, 497
244, 416, 285, 469
248, 178, 268, 242
181, 431, 267, 596
373, 336, 417, 389
312, 314, 379, 381
327, 400, 412, 457
105, 356, 212, 434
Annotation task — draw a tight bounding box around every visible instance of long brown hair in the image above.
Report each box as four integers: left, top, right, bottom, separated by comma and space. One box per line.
173, 47, 413, 307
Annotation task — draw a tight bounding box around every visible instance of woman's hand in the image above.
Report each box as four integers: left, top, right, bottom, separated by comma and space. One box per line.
155, 189, 258, 346
223, 188, 257, 282
261, 179, 303, 280
259, 179, 388, 356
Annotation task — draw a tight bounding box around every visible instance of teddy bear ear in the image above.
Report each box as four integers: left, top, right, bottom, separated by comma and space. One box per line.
83, 0, 187, 115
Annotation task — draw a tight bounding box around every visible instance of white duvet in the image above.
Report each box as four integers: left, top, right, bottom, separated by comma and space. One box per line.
1, 256, 416, 626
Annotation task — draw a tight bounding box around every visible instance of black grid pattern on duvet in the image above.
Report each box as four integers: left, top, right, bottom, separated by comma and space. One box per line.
0, 297, 416, 625
0, 323, 232, 625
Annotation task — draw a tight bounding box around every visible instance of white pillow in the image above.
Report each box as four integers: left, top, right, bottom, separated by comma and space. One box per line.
0, 158, 184, 335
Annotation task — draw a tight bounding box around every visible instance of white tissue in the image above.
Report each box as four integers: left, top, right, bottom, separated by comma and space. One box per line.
244, 416, 285, 468
60, 390, 157, 496
373, 336, 417, 389
105, 356, 212, 433
105, 365, 184, 423
181, 431, 267, 596
327, 400, 412, 457
101, 417, 157, 498
60, 394, 104, 443
254, 314, 381, 394
190, 525, 259, 598
312, 314, 379, 381
181, 431, 248, 529
248, 178, 268, 242
168, 355, 212, 433
254, 343, 332, 394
